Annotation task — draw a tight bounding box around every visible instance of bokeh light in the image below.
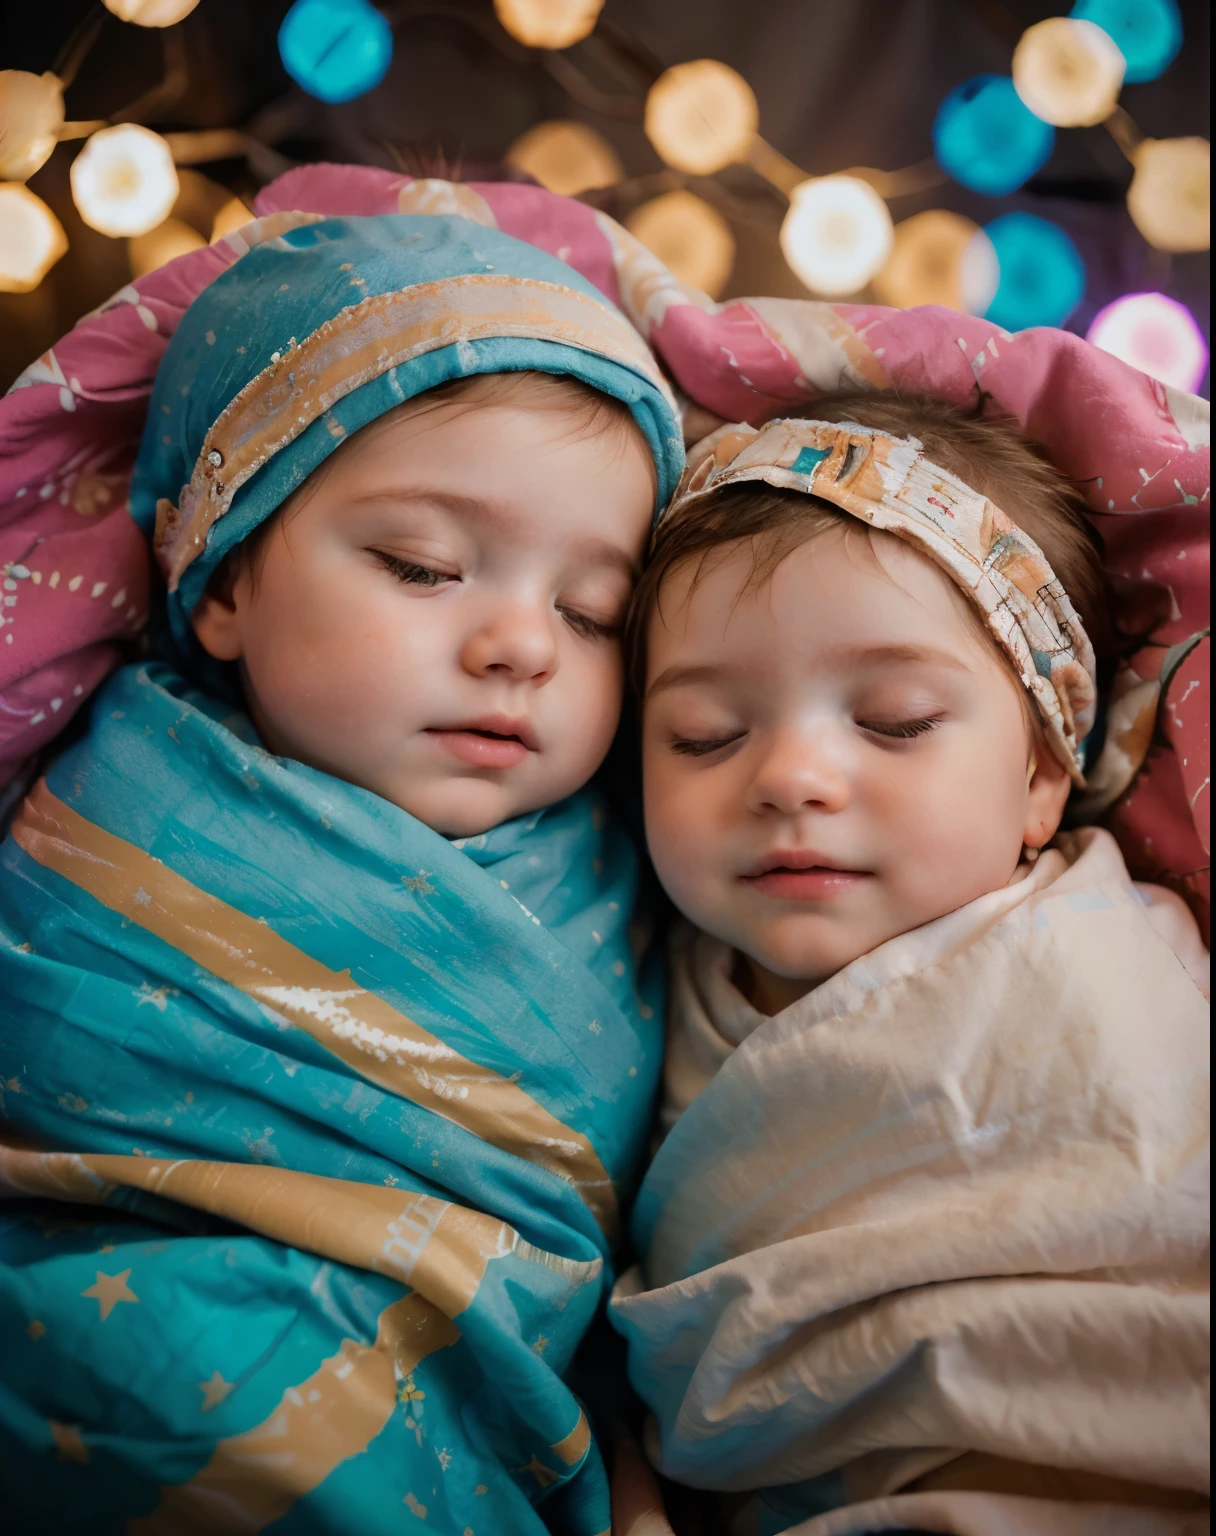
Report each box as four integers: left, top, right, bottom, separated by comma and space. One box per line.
645, 60, 758, 177
1070, 0, 1182, 85
1087, 291, 1207, 392
493, 0, 604, 50
506, 120, 622, 196
933, 74, 1055, 196
983, 212, 1086, 331
1012, 17, 1124, 128
781, 175, 893, 298
128, 216, 206, 277
874, 210, 995, 314
0, 70, 65, 182
102, 0, 201, 24
210, 196, 254, 241
1127, 137, 1210, 252
70, 123, 179, 239
0, 183, 68, 293
278, 0, 393, 105
626, 189, 735, 298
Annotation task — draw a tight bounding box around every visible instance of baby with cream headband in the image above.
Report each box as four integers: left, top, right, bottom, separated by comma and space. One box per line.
612, 391, 1209, 1536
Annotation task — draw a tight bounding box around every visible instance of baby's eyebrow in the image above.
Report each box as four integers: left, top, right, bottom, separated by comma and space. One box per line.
841, 642, 972, 671
646, 663, 727, 699
646, 643, 971, 700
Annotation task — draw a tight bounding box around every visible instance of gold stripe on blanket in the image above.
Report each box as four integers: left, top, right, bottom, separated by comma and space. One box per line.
128, 1291, 457, 1536
12, 781, 618, 1235
0, 1145, 600, 1319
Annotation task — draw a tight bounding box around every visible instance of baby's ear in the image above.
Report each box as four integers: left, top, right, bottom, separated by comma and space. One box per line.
190, 553, 246, 662
1023, 744, 1072, 852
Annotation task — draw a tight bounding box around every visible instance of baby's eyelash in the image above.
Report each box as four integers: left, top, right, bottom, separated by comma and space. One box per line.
670, 731, 746, 757
559, 607, 619, 641
371, 550, 453, 587
859, 715, 943, 739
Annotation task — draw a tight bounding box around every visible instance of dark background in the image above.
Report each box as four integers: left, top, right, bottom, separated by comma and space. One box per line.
3, 0, 1210, 394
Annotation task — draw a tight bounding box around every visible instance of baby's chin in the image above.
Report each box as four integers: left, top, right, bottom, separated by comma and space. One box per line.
372, 774, 568, 840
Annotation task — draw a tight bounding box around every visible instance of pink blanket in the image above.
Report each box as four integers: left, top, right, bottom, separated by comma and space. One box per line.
0, 165, 1208, 917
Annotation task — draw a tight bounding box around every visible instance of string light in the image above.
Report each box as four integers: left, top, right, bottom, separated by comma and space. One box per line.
626, 189, 735, 298
874, 210, 996, 314
933, 74, 1055, 196
102, 0, 202, 24
278, 0, 393, 104
982, 211, 1085, 331
1012, 17, 1125, 128
0, 183, 68, 293
70, 123, 179, 239
128, 216, 205, 276
210, 196, 254, 241
1127, 137, 1210, 253
493, 0, 604, 50
0, 70, 65, 182
1087, 291, 1207, 393
1070, 0, 1182, 85
645, 60, 758, 177
780, 175, 893, 298
506, 120, 622, 196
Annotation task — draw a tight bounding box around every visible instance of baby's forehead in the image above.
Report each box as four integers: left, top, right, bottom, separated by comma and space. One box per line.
646, 524, 994, 679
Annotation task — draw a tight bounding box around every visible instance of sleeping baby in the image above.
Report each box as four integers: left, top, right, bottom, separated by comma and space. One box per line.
613, 391, 1209, 1536
0, 210, 683, 1536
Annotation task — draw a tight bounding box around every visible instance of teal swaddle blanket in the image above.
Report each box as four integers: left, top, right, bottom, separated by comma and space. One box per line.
0, 209, 683, 1535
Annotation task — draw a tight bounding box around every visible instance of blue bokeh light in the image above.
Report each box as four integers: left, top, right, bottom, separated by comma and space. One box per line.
983, 213, 1087, 332
279, 0, 393, 105
1070, 0, 1182, 84
933, 75, 1055, 197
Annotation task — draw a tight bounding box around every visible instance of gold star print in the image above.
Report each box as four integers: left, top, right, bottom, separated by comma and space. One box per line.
398, 1375, 426, 1407
531, 1335, 549, 1355
26, 1320, 46, 1340
401, 870, 435, 895
81, 1267, 139, 1321
437, 1447, 453, 1470
198, 1371, 234, 1413
49, 1420, 89, 1464
519, 1456, 559, 1488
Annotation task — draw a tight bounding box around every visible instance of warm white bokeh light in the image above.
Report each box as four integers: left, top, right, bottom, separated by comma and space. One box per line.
0, 70, 65, 182
1013, 16, 1125, 128
492, 0, 603, 49
626, 189, 735, 298
102, 0, 202, 25
128, 215, 206, 277
780, 175, 894, 297
210, 196, 255, 241
645, 59, 758, 176
70, 124, 180, 239
1127, 137, 1210, 252
1087, 291, 1208, 393
506, 120, 622, 196
0, 183, 68, 293
874, 209, 992, 312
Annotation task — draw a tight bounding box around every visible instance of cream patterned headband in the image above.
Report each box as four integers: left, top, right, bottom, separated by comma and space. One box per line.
665, 418, 1098, 785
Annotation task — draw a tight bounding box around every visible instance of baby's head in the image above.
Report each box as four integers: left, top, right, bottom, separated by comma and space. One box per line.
633, 392, 1114, 1014
132, 211, 685, 839
192, 369, 655, 838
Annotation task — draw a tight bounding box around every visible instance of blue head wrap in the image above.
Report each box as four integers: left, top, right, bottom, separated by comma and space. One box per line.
130, 211, 684, 644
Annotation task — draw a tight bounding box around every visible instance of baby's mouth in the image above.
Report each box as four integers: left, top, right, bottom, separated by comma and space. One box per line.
425, 717, 537, 769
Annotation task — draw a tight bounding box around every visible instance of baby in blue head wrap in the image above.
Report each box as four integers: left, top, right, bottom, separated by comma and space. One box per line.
139, 209, 683, 836
0, 212, 684, 1535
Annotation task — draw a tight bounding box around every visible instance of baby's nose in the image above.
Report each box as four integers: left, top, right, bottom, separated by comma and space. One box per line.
744, 729, 851, 816
460, 604, 559, 683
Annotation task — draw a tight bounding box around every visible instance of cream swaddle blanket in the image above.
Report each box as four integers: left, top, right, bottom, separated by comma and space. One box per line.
612, 828, 1209, 1536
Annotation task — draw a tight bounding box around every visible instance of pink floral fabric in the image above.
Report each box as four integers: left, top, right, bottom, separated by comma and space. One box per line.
1, 163, 1208, 916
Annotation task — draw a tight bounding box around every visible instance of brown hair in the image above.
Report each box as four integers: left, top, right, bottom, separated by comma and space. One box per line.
628, 390, 1118, 696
